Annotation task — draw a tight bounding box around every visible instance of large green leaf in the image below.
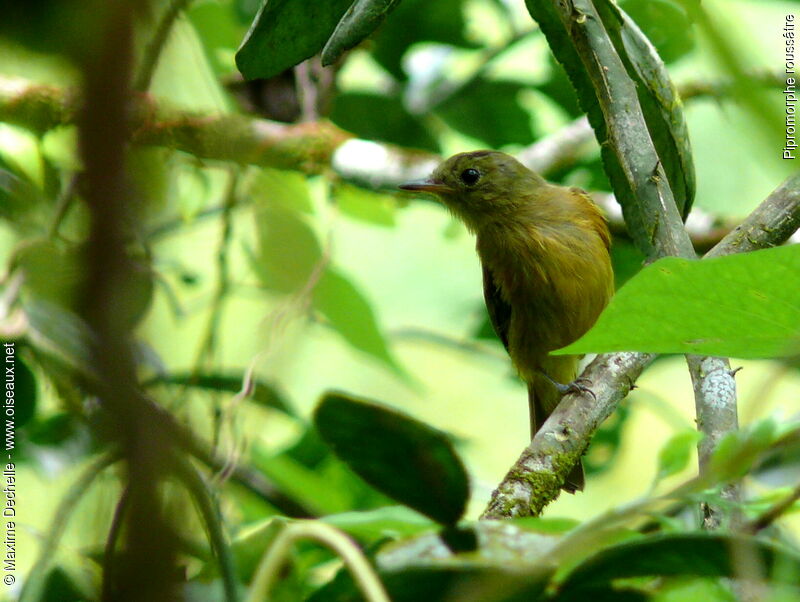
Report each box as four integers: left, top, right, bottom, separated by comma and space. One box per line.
235, 0, 353, 80
315, 269, 403, 375
252, 204, 400, 372
559, 245, 800, 359
321, 0, 404, 66
558, 533, 800, 595
314, 392, 470, 526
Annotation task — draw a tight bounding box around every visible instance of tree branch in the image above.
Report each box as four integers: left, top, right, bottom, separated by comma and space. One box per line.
482, 352, 654, 518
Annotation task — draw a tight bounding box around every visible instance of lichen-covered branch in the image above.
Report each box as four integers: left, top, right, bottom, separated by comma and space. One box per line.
707, 172, 800, 258
0, 76, 352, 174
482, 352, 655, 518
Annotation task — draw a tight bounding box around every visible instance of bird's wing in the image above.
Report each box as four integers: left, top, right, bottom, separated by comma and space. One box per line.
482, 264, 511, 351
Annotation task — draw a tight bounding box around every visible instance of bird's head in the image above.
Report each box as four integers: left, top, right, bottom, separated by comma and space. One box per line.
400, 150, 545, 231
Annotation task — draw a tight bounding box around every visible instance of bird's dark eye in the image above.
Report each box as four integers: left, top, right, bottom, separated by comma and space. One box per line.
460, 168, 481, 186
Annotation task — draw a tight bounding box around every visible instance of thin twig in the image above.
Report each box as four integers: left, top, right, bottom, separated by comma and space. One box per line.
246, 521, 390, 602
744, 482, 800, 534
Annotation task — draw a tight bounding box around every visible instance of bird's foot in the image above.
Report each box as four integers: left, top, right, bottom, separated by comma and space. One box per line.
539, 372, 596, 400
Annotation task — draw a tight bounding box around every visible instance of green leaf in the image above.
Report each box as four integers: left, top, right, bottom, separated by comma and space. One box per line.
436, 79, 537, 147
330, 92, 439, 152
558, 245, 800, 359
313, 392, 470, 526
3, 352, 37, 429
656, 431, 702, 480
559, 533, 800, 594
708, 418, 778, 483
252, 204, 400, 371
321, 0, 404, 66
253, 204, 322, 293
335, 183, 396, 227
235, 0, 353, 80
23, 298, 95, 375
142, 373, 295, 416
315, 269, 403, 374
322, 506, 436, 542
312, 566, 551, 602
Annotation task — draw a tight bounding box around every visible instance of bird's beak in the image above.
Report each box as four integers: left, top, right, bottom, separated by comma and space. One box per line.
399, 178, 453, 194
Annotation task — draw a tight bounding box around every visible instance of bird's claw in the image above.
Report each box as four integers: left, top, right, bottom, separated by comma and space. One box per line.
539, 373, 597, 400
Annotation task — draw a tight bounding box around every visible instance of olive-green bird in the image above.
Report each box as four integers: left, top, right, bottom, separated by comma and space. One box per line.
401, 150, 614, 492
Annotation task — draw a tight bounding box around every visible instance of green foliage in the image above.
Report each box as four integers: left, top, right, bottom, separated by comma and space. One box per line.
322, 0, 405, 66
314, 392, 470, 526
559, 533, 800, 594
236, 0, 353, 79
560, 245, 800, 358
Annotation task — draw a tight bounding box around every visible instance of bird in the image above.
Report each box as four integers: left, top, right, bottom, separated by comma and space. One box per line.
400, 150, 614, 492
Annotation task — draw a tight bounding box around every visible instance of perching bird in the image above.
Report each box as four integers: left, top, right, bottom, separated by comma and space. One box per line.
401, 151, 614, 492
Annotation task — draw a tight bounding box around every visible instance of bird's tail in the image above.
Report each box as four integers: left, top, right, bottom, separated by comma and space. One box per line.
528, 355, 584, 493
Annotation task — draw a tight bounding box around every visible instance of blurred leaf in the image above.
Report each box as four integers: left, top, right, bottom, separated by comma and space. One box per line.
143, 373, 295, 416
330, 92, 439, 152
24, 298, 95, 375
6, 352, 37, 428
335, 183, 396, 227
312, 565, 551, 602
322, 0, 404, 66
188, 1, 246, 76
322, 506, 436, 543
619, 0, 695, 64
436, 79, 537, 147
39, 566, 93, 602
13, 240, 82, 307
559, 533, 800, 595
0, 165, 47, 232
370, 0, 476, 79
314, 392, 470, 526
656, 431, 702, 480
253, 204, 399, 371
253, 204, 322, 293
231, 516, 288, 581
25, 412, 84, 447
315, 269, 402, 374
235, 0, 353, 80
511, 517, 580, 534
708, 418, 778, 483
559, 246, 800, 359
650, 578, 737, 602
249, 168, 314, 214
253, 445, 355, 516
